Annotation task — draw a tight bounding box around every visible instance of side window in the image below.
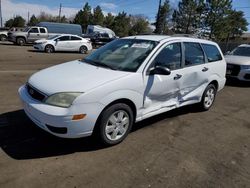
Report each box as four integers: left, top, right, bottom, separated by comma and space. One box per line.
29, 28, 39, 33
40, 28, 46, 33
184, 42, 205, 66
71, 36, 81, 41
201, 44, 222, 62
154, 43, 182, 70
57, 36, 70, 41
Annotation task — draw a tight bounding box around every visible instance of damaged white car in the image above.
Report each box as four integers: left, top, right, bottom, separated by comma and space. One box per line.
19, 35, 226, 145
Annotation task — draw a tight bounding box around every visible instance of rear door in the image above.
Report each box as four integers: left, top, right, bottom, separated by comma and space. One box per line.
69, 36, 83, 51
177, 42, 209, 105
39, 28, 48, 39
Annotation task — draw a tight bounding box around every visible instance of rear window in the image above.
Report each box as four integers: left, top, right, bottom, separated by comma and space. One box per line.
71, 36, 82, 41
202, 44, 222, 62
40, 28, 46, 33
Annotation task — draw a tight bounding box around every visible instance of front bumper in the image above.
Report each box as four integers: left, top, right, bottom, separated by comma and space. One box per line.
33, 44, 45, 51
227, 68, 250, 81
18, 85, 104, 138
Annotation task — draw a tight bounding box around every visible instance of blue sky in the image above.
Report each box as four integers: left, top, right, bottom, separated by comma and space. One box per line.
3, 0, 250, 30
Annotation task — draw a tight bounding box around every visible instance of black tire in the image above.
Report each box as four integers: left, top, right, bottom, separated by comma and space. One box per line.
79, 45, 88, 54
16, 37, 26, 46
0, 34, 7, 41
45, 44, 54, 53
199, 84, 217, 111
95, 103, 134, 146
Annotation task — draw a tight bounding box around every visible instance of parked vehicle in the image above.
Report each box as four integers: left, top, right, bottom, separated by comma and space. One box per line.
225, 44, 250, 81
19, 35, 226, 145
0, 30, 8, 41
86, 25, 116, 38
8, 22, 82, 46
33, 34, 92, 54
83, 32, 116, 47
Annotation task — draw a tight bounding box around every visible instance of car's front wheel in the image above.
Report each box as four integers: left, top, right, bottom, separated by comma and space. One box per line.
96, 103, 134, 145
45, 44, 54, 53
199, 84, 217, 111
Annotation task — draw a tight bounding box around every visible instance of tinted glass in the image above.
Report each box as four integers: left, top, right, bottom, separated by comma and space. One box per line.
58, 36, 70, 41
29, 28, 39, 33
231, 46, 250, 57
202, 44, 222, 62
71, 36, 82, 40
83, 39, 158, 72
184, 42, 205, 66
40, 28, 46, 33
154, 43, 182, 70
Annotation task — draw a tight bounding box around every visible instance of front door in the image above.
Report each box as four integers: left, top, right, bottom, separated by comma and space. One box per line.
143, 42, 183, 117
55, 36, 70, 51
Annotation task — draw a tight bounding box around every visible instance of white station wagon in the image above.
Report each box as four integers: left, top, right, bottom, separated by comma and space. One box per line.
19, 35, 226, 145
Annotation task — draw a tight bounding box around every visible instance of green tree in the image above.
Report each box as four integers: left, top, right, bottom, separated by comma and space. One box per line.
113, 12, 131, 37
28, 15, 38, 26
5, 16, 26, 27
155, 0, 171, 34
129, 15, 149, 35
172, 0, 205, 34
93, 5, 104, 25
104, 13, 115, 28
5, 18, 14, 27
73, 3, 92, 32
205, 0, 233, 39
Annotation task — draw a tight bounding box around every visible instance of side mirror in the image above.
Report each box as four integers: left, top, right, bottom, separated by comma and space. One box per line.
149, 66, 171, 75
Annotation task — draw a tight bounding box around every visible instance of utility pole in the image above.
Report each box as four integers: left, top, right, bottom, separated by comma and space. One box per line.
27, 11, 30, 25
0, 0, 3, 28
58, 3, 62, 22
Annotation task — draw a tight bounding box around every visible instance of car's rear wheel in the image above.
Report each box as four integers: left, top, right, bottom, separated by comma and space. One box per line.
199, 84, 217, 111
45, 45, 54, 53
17, 38, 26, 46
79, 45, 88, 54
0, 34, 7, 41
96, 103, 134, 145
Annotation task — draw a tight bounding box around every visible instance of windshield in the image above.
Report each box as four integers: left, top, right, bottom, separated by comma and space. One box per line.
23, 27, 31, 32
231, 46, 250, 57
48, 35, 60, 40
83, 39, 158, 72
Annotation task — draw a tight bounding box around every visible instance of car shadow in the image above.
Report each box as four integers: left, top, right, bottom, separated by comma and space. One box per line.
0, 105, 201, 160
226, 78, 250, 87
27, 49, 92, 54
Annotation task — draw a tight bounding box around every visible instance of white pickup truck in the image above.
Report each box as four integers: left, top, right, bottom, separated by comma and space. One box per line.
8, 26, 50, 46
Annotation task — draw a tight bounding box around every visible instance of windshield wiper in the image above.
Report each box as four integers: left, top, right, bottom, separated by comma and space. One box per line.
81, 59, 117, 70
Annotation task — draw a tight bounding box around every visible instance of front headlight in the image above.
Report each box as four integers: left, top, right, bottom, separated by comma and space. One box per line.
241, 65, 250, 70
45, 92, 83, 108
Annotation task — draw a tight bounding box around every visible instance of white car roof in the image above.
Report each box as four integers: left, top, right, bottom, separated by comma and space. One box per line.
239, 44, 250, 47
124, 35, 218, 45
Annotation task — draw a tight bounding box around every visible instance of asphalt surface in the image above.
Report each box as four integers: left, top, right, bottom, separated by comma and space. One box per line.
0, 42, 250, 188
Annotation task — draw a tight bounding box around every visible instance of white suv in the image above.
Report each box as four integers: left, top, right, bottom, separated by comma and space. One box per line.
19, 35, 226, 145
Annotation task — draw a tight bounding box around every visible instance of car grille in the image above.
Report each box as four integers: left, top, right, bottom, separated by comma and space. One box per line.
227, 64, 241, 76
26, 84, 47, 102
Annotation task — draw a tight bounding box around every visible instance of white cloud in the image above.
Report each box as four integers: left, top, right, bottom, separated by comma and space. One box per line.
1, 0, 79, 23
100, 3, 117, 10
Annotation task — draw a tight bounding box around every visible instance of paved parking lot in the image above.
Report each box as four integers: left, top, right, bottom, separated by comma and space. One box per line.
0, 42, 250, 188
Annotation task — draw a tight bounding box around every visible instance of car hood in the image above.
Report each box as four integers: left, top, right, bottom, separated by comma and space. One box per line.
28, 60, 130, 95
34, 39, 48, 43
225, 55, 250, 65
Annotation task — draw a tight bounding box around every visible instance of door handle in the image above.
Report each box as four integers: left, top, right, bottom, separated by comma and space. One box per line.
202, 67, 209, 72
37, 34, 40, 36
174, 74, 182, 80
